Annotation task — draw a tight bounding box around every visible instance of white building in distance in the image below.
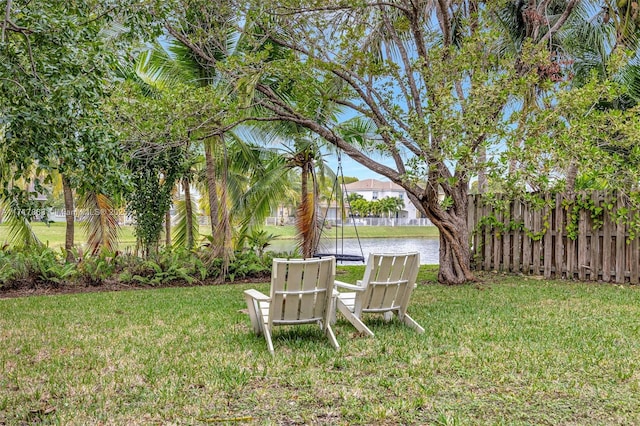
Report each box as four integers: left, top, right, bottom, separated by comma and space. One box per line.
344, 178, 419, 220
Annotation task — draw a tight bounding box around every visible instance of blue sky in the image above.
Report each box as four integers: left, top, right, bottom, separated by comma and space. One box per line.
337, 156, 388, 181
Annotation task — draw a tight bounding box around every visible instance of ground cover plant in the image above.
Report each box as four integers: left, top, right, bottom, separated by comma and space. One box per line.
2, 267, 640, 425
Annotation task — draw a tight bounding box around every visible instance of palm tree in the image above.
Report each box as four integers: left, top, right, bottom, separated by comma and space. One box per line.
282, 137, 325, 258
143, 12, 326, 261
172, 164, 199, 250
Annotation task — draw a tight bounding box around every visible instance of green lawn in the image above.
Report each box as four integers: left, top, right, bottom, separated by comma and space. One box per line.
2, 268, 640, 424
0, 222, 139, 249
0, 223, 439, 249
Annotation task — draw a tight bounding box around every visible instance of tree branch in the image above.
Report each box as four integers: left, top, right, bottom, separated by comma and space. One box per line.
164, 23, 217, 66
538, 0, 579, 46
1, 0, 11, 43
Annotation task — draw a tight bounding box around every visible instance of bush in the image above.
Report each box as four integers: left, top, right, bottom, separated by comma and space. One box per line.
76, 249, 123, 286
0, 247, 76, 289
119, 248, 208, 286
0, 245, 288, 293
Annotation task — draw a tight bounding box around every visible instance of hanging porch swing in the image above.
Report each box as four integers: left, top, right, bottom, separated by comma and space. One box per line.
313, 151, 365, 263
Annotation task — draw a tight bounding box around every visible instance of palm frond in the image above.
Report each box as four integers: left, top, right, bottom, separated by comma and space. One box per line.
2, 197, 42, 248
172, 198, 199, 249
79, 192, 120, 255
335, 117, 379, 150
233, 153, 290, 229
618, 64, 640, 101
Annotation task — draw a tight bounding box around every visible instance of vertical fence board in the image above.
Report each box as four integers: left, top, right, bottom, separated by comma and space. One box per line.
616, 197, 625, 283
544, 196, 553, 278
602, 193, 612, 282
589, 192, 601, 281
566, 196, 576, 280
555, 194, 565, 279
512, 199, 522, 273
522, 203, 532, 274
468, 195, 478, 268
627, 208, 639, 285
483, 198, 492, 271
631, 233, 639, 284
578, 197, 588, 281
503, 200, 511, 272
532, 206, 542, 275
493, 201, 502, 271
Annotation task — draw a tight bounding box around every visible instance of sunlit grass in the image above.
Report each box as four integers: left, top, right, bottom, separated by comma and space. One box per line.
2, 268, 640, 424
0, 222, 138, 250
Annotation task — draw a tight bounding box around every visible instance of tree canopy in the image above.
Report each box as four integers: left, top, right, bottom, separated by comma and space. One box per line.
3, 0, 640, 284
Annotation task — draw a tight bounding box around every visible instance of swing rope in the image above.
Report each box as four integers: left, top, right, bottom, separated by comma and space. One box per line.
313, 151, 365, 263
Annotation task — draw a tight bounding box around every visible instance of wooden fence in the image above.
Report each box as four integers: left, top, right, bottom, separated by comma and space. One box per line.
467, 192, 640, 283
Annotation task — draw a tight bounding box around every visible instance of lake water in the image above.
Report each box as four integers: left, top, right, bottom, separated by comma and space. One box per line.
267, 237, 440, 265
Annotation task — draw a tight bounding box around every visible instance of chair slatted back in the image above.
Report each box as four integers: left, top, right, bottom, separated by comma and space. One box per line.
269, 257, 335, 326
359, 253, 420, 313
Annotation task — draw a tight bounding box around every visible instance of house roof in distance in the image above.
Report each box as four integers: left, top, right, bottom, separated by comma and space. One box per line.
345, 178, 404, 191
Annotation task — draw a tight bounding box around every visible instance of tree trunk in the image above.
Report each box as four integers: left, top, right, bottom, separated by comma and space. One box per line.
165, 209, 171, 247
204, 137, 220, 247
565, 160, 578, 196
218, 140, 233, 264
62, 174, 75, 262
435, 218, 475, 284
477, 146, 488, 193
423, 187, 476, 285
296, 163, 319, 259
183, 178, 194, 249
299, 165, 311, 258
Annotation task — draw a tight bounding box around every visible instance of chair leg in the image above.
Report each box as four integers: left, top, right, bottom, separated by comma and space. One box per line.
402, 313, 425, 333
337, 300, 374, 337
263, 326, 275, 355
244, 293, 264, 336
325, 324, 340, 350
329, 297, 338, 325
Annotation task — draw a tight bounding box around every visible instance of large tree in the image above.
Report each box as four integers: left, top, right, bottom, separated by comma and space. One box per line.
0, 0, 160, 258
499, 1, 640, 197
191, 0, 576, 284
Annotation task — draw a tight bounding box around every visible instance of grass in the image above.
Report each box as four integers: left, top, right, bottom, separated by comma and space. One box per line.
0, 223, 439, 249
0, 222, 138, 250
2, 268, 640, 424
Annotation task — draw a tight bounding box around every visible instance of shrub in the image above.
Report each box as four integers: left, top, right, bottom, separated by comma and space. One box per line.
119, 248, 207, 286
0, 247, 76, 289
76, 249, 122, 286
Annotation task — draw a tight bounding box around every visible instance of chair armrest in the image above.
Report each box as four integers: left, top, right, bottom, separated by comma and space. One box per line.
244, 289, 270, 302
334, 280, 364, 291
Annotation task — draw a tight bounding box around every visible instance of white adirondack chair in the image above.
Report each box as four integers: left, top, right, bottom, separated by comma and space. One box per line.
334, 252, 424, 337
244, 257, 339, 355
